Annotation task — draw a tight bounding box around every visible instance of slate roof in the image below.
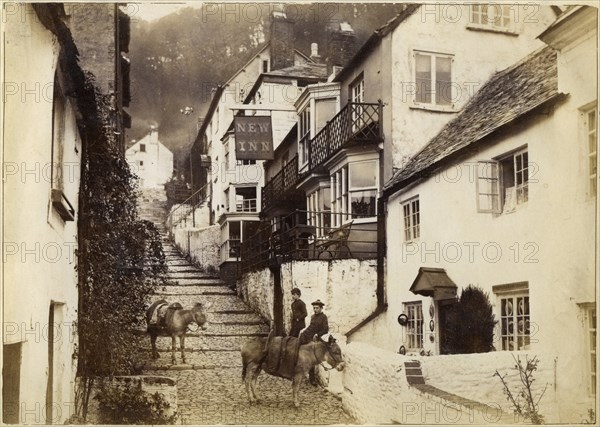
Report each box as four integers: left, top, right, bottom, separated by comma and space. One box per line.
264, 63, 328, 80
383, 46, 561, 197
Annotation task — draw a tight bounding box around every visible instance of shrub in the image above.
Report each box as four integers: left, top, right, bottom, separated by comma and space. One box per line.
445, 284, 497, 354
95, 381, 177, 425
494, 355, 547, 424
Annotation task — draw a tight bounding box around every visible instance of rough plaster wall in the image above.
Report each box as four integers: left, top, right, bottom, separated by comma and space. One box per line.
187, 225, 220, 271
237, 268, 274, 323
171, 224, 221, 272
341, 342, 560, 424
239, 260, 377, 336
420, 351, 559, 422
341, 341, 424, 424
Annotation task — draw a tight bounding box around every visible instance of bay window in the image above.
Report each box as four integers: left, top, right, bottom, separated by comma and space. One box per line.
331, 159, 378, 227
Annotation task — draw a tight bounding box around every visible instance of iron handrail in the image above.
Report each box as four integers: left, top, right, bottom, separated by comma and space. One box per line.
166, 182, 210, 228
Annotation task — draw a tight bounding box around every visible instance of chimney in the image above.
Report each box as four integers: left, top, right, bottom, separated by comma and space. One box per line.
270, 11, 295, 71
310, 43, 321, 62
326, 22, 356, 75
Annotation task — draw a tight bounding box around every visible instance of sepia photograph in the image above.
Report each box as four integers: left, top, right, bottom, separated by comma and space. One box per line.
1, 1, 598, 425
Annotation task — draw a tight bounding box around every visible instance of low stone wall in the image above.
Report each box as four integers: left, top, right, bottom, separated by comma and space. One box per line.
238, 259, 378, 336
171, 224, 220, 273
340, 341, 560, 424
420, 350, 559, 421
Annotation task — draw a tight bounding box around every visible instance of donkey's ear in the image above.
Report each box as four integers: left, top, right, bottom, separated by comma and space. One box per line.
328, 335, 336, 344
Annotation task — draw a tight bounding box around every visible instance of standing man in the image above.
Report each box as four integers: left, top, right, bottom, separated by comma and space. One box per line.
290, 288, 307, 338
299, 299, 329, 386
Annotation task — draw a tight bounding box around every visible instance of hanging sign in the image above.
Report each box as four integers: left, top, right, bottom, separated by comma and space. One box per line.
234, 116, 274, 160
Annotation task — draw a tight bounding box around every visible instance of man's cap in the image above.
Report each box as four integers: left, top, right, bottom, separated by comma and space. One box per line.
311, 299, 325, 307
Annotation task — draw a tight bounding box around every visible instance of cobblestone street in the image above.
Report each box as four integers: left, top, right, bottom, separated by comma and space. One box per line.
138, 199, 355, 424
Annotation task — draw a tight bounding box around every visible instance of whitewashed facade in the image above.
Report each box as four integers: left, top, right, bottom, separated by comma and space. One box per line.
360, 6, 597, 423
3, 4, 82, 423
126, 128, 173, 188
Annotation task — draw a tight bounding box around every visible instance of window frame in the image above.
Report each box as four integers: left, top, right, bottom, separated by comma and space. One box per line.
298, 106, 311, 166
583, 106, 597, 197
330, 159, 378, 228
412, 50, 455, 110
349, 73, 365, 133
404, 301, 424, 350
307, 186, 331, 238
477, 147, 529, 214
234, 186, 258, 213
493, 282, 530, 351
468, 4, 518, 34
402, 196, 420, 242
139, 143, 146, 153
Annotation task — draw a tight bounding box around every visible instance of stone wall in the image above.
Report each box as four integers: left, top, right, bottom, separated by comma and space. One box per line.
238, 259, 378, 336
238, 268, 274, 322
340, 341, 560, 424
172, 224, 220, 273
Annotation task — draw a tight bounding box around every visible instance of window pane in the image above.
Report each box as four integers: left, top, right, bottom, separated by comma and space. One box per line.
415, 54, 432, 103
436, 57, 452, 105
350, 190, 376, 218
349, 161, 377, 189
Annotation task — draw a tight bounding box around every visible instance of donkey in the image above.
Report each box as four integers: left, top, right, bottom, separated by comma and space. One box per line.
241, 335, 345, 408
146, 300, 210, 364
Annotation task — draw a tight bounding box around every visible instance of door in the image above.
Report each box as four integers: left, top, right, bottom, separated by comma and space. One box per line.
438, 300, 456, 355
3, 343, 22, 424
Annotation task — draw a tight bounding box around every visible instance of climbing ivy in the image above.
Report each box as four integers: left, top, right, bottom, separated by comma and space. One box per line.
74, 73, 167, 420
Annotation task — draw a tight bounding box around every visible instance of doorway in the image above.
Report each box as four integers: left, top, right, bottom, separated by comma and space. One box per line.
2, 342, 22, 424
438, 300, 456, 355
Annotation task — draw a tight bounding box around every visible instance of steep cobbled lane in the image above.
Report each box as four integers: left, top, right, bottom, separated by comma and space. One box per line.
137, 192, 355, 424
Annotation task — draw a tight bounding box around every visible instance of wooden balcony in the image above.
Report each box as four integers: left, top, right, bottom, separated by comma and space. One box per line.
309, 102, 383, 171
262, 155, 303, 212
240, 210, 379, 273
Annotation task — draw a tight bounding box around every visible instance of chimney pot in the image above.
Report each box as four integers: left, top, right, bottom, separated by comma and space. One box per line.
311, 43, 318, 57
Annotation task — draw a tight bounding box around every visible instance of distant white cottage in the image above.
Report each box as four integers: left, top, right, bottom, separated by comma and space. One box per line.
126, 127, 173, 188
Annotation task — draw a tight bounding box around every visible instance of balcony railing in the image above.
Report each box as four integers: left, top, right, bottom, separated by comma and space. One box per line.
240, 209, 379, 273
236, 198, 257, 212
262, 155, 301, 212
309, 102, 382, 171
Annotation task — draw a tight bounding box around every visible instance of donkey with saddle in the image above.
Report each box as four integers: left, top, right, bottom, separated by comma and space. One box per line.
146, 299, 210, 364
240, 332, 345, 408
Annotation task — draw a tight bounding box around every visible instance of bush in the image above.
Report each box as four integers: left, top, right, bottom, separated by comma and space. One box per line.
95, 381, 177, 425
445, 285, 497, 353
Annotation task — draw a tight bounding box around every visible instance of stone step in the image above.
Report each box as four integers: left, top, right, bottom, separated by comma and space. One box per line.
147, 334, 267, 351
168, 278, 230, 286
159, 283, 230, 291
167, 295, 251, 312
157, 290, 236, 297
166, 272, 222, 280
162, 279, 226, 287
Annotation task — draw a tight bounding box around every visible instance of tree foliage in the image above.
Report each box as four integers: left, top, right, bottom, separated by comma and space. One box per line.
75, 73, 167, 419
95, 381, 177, 425
127, 3, 407, 162
445, 285, 497, 354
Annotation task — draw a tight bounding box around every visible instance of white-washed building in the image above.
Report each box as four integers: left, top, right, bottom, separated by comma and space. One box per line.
366, 6, 597, 422
126, 127, 174, 189
3, 4, 90, 423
